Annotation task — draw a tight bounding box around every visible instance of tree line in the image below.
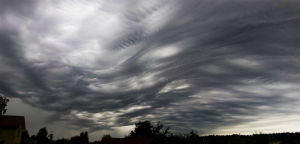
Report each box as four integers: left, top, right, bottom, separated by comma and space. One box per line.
21, 121, 300, 144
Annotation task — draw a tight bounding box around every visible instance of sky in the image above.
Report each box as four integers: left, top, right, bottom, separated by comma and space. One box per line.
1, 0, 299, 141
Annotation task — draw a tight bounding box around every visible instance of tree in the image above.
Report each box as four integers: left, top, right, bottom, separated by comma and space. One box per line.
129, 121, 170, 137
0, 93, 9, 115
37, 127, 50, 144
102, 134, 112, 139
130, 121, 153, 136
80, 131, 89, 144
100, 134, 112, 144
70, 131, 89, 144
21, 130, 30, 144
186, 130, 200, 144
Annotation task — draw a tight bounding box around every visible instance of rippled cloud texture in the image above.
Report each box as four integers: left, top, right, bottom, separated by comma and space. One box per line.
1, 0, 299, 139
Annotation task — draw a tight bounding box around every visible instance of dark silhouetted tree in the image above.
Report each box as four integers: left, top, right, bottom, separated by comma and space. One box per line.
102, 134, 111, 139
186, 130, 200, 144
129, 121, 170, 138
130, 121, 153, 136
21, 130, 30, 144
48, 133, 54, 144
37, 127, 50, 144
81, 131, 89, 144
55, 139, 69, 144
99, 134, 112, 144
70, 131, 89, 144
0, 94, 9, 115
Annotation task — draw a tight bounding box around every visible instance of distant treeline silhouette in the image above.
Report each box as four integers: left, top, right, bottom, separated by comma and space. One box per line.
21, 121, 300, 144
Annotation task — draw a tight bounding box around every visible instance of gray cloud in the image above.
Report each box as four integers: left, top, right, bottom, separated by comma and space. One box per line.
1, 0, 299, 139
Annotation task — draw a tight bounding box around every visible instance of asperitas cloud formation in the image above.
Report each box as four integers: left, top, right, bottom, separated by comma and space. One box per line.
0, 0, 299, 140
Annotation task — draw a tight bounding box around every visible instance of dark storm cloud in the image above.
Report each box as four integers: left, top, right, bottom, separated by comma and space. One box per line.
0, 0, 38, 16
0, 0, 299, 135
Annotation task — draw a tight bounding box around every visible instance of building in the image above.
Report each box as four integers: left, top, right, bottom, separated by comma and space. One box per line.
102, 137, 151, 144
0, 115, 26, 144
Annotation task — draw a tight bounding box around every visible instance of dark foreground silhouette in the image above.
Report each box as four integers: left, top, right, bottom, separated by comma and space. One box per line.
19, 121, 299, 144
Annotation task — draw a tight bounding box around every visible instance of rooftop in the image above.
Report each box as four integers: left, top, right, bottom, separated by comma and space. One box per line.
0, 115, 25, 129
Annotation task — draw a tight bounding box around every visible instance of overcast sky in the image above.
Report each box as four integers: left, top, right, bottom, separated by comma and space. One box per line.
1, 0, 299, 141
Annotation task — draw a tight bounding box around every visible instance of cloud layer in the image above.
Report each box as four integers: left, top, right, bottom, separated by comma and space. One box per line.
1, 0, 299, 138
